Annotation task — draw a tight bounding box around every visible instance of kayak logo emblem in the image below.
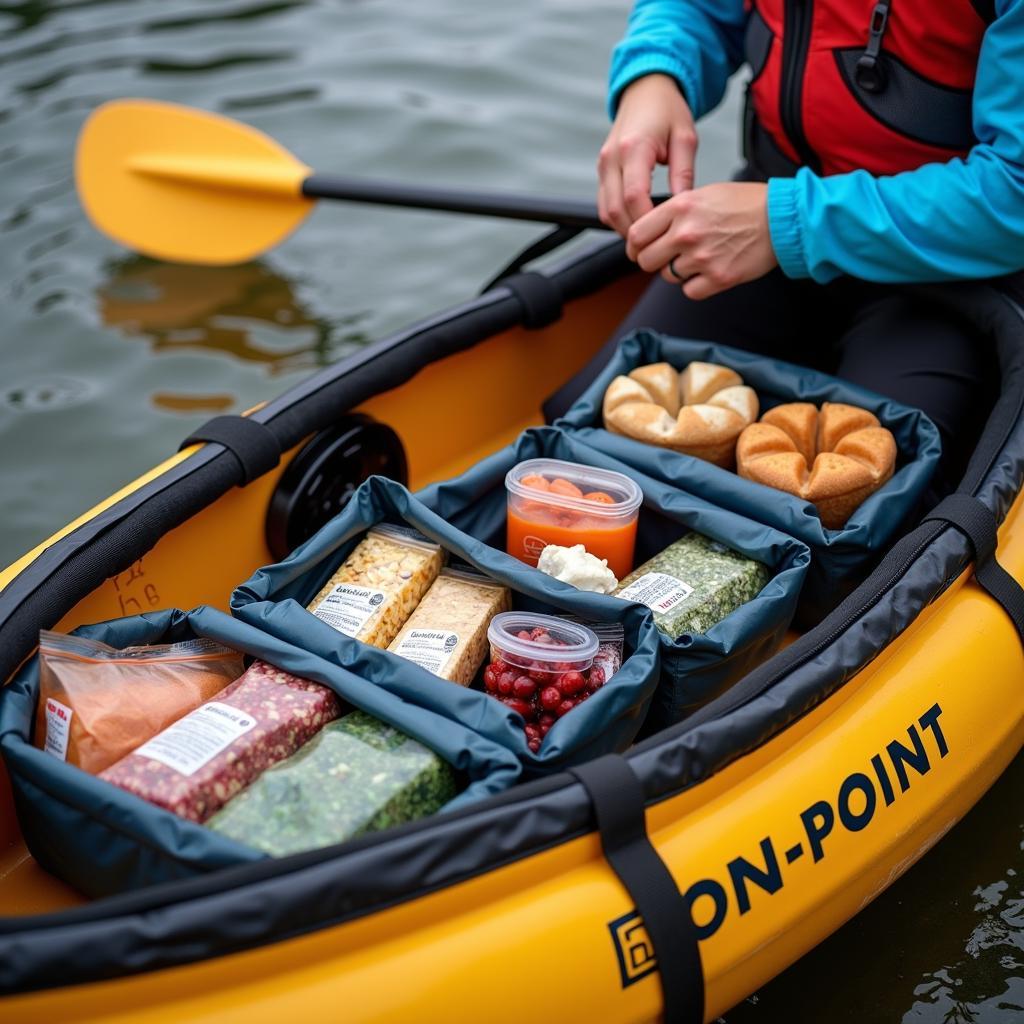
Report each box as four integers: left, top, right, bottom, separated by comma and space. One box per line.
609, 910, 657, 988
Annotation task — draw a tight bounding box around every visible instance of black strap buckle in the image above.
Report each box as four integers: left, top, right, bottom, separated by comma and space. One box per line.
855, 1, 892, 93
569, 755, 704, 1024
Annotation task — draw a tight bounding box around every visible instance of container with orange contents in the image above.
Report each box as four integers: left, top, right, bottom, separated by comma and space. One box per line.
505, 458, 642, 578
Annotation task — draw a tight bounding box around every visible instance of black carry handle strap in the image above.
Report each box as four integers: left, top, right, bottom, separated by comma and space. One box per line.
569, 754, 704, 1024
923, 493, 1024, 643
180, 415, 281, 486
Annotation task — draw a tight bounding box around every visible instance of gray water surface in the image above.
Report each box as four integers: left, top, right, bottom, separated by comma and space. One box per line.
0, 3, 1021, 1020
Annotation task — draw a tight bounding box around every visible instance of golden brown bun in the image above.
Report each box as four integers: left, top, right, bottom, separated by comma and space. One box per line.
602, 361, 758, 468
736, 402, 897, 529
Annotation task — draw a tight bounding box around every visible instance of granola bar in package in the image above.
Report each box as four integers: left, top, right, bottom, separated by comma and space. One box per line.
100, 660, 341, 822
387, 567, 511, 685
307, 525, 444, 647
207, 710, 458, 857
35, 630, 243, 775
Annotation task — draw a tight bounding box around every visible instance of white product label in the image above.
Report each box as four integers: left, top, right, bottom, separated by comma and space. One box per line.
43, 698, 73, 761
393, 629, 460, 676
134, 701, 257, 777
312, 584, 386, 636
616, 572, 695, 614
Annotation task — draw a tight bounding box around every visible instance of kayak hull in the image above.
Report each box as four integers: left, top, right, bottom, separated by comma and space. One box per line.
1, 240, 1022, 1022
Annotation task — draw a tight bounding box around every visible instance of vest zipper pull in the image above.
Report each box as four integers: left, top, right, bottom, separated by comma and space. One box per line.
855, 1, 892, 93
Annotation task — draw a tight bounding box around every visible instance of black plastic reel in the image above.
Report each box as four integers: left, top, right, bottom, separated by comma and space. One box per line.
265, 414, 408, 561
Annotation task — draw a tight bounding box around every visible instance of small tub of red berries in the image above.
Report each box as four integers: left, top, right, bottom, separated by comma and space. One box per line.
483, 612, 620, 754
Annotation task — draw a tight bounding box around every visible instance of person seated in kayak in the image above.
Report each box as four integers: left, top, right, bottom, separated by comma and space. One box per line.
581, 0, 1024, 489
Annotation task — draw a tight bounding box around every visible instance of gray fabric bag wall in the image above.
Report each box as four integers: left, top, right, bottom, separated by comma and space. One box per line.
555, 330, 941, 627
232, 476, 662, 771
0, 606, 521, 897
416, 427, 810, 732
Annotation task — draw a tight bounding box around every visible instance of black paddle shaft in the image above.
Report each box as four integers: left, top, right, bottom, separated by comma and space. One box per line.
303, 173, 665, 230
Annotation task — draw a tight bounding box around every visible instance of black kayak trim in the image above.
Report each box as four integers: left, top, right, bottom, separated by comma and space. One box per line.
1, 242, 1023, 996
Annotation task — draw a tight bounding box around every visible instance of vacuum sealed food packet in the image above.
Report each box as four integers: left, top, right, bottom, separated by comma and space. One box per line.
614, 533, 770, 639
387, 567, 511, 685
207, 710, 458, 857
307, 524, 444, 648
99, 660, 341, 823
35, 630, 243, 775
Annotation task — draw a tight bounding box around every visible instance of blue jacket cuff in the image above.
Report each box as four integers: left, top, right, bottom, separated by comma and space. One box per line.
767, 177, 810, 279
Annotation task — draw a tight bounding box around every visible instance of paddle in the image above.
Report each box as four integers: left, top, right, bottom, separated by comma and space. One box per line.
76, 99, 615, 266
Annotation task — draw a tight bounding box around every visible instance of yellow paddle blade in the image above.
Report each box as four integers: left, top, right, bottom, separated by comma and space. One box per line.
76, 99, 314, 265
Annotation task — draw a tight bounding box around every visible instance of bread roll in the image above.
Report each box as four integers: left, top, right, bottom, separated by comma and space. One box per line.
736, 402, 897, 528
602, 361, 758, 468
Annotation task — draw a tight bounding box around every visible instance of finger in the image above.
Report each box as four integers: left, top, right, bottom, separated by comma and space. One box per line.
600, 161, 630, 237
626, 196, 685, 261
659, 252, 697, 286
621, 139, 657, 226
668, 124, 697, 194
682, 274, 721, 301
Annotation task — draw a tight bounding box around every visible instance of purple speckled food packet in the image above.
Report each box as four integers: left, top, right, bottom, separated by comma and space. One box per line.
100, 660, 341, 823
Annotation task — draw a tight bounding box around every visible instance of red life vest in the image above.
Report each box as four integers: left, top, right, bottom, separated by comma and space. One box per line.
744, 0, 991, 178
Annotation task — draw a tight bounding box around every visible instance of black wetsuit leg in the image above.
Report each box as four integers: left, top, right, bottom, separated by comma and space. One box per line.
542, 269, 823, 420
826, 283, 995, 492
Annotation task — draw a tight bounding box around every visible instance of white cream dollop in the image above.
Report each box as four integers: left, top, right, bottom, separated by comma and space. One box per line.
536, 544, 619, 595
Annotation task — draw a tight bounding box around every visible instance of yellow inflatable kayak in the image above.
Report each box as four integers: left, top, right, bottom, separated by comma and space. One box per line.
1, 103, 1023, 1023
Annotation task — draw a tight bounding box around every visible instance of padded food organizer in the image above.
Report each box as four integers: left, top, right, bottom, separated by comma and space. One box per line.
232, 476, 663, 772
416, 427, 810, 732
556, 330, 941, 625
0, 607, 521, 897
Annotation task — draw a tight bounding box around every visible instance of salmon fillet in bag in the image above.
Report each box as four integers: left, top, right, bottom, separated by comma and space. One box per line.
35, 630, 243, 775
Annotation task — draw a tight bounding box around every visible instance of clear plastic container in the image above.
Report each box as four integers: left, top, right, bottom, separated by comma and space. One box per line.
486, 612, 599, 675
504, 458, 643, 578
484, 612, 604, 753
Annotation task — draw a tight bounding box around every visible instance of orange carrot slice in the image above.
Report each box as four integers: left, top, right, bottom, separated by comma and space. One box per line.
549, 478, 584, 498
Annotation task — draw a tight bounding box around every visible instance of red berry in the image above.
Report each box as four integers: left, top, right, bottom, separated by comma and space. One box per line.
539, 713, 556, 729
539, 720, 552, 736
483, 665, 500, 693
491, 658, 510, 676
524, 724, 541, 740
527, 737, 542, 753
517, 630, 532, 641
558, 670, 586, 696
556, 699, 576, 717
502, 697, 534, 720
539, 686, 562, 711
527, 662, 550, 683
531, 627, 550, 641
513, 675, 537, 699
587, 666, 606, 689
497, 671, 516, 696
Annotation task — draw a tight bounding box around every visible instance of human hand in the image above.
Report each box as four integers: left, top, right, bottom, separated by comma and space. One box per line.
626, 182, 778, 300
597, 74, 697, 237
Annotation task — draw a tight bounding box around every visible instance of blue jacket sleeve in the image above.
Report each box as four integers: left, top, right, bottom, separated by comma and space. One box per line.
768, 0, 1024, 283
608, 0, 747, 120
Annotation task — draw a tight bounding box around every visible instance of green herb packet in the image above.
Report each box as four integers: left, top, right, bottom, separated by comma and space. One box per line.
615, 533, 770, 639
207, 710, 458, 857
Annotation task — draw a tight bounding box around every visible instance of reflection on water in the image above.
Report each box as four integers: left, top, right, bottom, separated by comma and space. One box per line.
97, 256, 370, 385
